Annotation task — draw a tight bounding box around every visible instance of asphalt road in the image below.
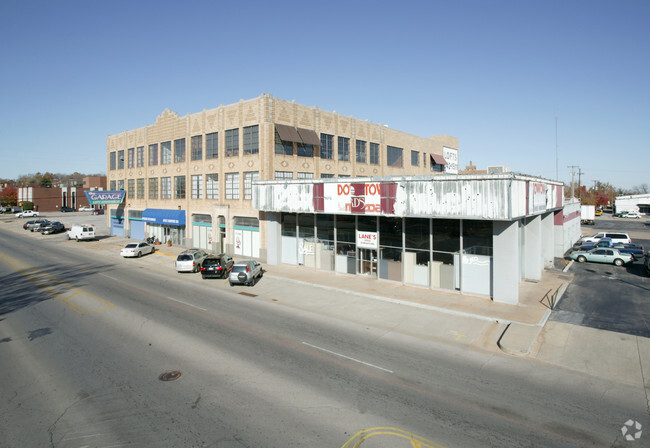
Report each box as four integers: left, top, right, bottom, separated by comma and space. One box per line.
0, 220, 646, 447
552, 213, 650, 337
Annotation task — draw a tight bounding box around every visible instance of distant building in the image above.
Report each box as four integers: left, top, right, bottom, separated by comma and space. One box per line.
17, 176, 105, 211
615, 193, 650, 214
459, 161, 487, 174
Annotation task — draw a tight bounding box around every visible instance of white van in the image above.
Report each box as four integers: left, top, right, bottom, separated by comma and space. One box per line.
67, 224, 96, 241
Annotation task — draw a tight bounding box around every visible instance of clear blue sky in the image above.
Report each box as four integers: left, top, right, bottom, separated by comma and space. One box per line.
1, 0, 648, 190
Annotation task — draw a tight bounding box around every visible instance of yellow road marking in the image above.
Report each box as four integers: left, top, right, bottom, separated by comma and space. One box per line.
342, 427, 447, 448
0, 251, 114, 314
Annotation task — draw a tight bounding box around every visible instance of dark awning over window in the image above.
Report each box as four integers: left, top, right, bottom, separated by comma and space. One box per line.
275, 124, 321, 146
275, 124, 302, 143
297, 128, 321, 146
430, 154, 447, 165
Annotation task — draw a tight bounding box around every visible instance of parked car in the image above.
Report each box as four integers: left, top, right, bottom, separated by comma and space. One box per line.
568, 247, 634, 266
595, 208, 603, 216
16, 210, 39, 218
175, 249, 209, 273
41, 221, 66, 235
78, 206, 93, 211
578, 237, 645, 258
30, 220, 51, 232
22, 220, 37, 230
200, 254, 234, 279
120, 242, 155, 258
67, 224, 96, 241
229, 259, 263, 286
622, 211, 642, 219
60, 206, 75, 212
24, 219, 47, 231
644, 253, 650, 277
578, 232, 632, 245
92, 208, 104, 215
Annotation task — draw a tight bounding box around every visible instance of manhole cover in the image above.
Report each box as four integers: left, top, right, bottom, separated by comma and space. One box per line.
158, 370, 182, 381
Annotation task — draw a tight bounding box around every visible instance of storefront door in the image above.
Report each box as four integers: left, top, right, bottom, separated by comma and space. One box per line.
358, 248, 377, 277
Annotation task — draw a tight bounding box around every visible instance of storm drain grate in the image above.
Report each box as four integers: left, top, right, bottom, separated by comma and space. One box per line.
159, 370, 182, 381
238, 292, 257, 297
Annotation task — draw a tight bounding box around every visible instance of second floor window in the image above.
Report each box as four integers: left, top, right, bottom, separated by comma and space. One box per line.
127, 148, 135, 168
161, 141, 172, 164
136, 146, 145, 167
225, 129, 239, 157
243, 125, 259, 155
387, 146, 403, 167
356, 140, 366, 163
109, 152, 116, 170
244, 171, 259, 200
369, 142, 379, 165
411, 150, 419, 166
117, 150, 125, 169
161, 177, 171, 199
191, 175, 203, 199
191, 135, 202, 161
206, 132, 218, 159
174, 138, 185, 163
320, 134, 333, 159
206, 173, 219, 199
148, 177, 158, 199
338, 137, 350, 161
148, 143, 158, 166
225, 172, 239, 199
174, 176, 186, 199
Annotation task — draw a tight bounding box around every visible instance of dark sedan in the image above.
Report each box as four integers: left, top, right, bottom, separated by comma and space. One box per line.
60, 206, 75, 212
41, 221, 66, 235
200, 254, 234, 279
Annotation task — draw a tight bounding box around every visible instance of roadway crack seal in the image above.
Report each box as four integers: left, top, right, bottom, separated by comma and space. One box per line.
158, 370, 182, 382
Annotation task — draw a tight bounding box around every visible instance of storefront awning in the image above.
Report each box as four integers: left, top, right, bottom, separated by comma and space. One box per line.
142, 209, 186, 226
430, 154, 447, 165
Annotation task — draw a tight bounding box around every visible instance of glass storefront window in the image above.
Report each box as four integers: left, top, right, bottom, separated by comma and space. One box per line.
463, 220, 493, 256
316, 215, 335, 271
379, 217, 402, 282
282, 214, 296, 237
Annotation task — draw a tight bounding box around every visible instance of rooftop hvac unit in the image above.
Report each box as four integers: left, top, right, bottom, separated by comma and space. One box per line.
487, 165, 511, 174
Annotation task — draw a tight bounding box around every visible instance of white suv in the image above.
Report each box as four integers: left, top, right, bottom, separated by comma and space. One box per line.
175, 249, 209, 273
580, 232, 631, 245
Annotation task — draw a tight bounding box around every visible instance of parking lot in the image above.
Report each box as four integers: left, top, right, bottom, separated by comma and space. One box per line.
552, 212, 650, 337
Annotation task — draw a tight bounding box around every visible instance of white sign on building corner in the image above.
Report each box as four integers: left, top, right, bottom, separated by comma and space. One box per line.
443, 147, 458, 174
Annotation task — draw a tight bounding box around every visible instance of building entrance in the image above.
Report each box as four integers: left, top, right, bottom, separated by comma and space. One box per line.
358, 248, 377, 277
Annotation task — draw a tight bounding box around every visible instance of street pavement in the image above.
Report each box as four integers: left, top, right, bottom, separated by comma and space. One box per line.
2, 213, 649, 395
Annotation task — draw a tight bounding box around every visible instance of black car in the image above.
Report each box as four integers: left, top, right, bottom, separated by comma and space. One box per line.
200, 254, 234, 279
41, 221, 66, 235
60, 206, 75, 212
644, 253, 650, 277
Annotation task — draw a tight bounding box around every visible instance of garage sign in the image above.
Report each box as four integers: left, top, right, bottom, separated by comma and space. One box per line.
85, 190, 126, 205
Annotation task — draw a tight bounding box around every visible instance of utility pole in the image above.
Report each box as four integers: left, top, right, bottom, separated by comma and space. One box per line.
577, 168, 584, 199
568, 165, 578, 199
555, 114, 559, 180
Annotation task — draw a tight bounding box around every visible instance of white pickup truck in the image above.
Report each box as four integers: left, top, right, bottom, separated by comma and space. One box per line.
16, 210, 40, 218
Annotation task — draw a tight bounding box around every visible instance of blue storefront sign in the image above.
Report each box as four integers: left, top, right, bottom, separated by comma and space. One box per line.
85, 190, 126, 205
142, 209, 186, 226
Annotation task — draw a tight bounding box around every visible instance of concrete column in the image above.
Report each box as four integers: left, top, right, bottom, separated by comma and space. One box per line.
265, 212, 282, 265
524, 215, 542, 281
541, 212, 554, 268
493, 220, 520, 304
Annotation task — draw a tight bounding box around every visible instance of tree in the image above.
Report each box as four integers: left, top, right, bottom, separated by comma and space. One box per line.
0, 185, 18, 206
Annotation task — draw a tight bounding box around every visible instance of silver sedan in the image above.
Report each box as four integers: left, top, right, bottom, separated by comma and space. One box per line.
120, 242, 155, 258
569, 248, 633, 266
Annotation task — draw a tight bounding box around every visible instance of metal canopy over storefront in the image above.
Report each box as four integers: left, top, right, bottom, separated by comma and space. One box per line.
142, 209, 186, 226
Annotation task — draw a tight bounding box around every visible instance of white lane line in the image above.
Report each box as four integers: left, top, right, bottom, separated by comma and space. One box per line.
302, 342, 393, 374
166, 297, 207, 311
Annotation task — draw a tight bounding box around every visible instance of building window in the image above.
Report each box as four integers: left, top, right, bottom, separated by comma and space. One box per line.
191, 135, 202, 161
137, 178, 145, 199
297, 143, 313, 157
275, 171, 293, 180
430, 160, 444, 172
174, 176, 186, 199
161, 177, 171, 199
148, 177, 158, 199
370, 142, 379, 165
320, 173, 335, 178
110, 180, 116, 190
243, 125, 259, 155
161, 141, 172, 164
109, 152, 116, 170
244, 171, 259, 200
127, 148, 135, 168
191, 174, 203, 199
297, 172, 314, 179
118, 150, 125, 169
356, 140, 366, 163
136, 146, 145, 167
225, 128, 239, 157
206, 132, 218, 159
387, 145, 403, 167
148, 143, 158, 166
127, 179, 135, 198
174, 138, 186, 163
320, 134, 333, 159
411, 150, 419, 166
275, 130, 293, 155
117, 179, 124, 190
225, 172, 239, 199
206, 173, 219, 199
338, 136, 350, 161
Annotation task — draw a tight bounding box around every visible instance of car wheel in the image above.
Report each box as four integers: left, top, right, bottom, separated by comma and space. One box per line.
577, 255, 586, 263
613, 258, 624, 266
137, 251, 142, 258
75, 237, 79, 242
229, 282, 234, 287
